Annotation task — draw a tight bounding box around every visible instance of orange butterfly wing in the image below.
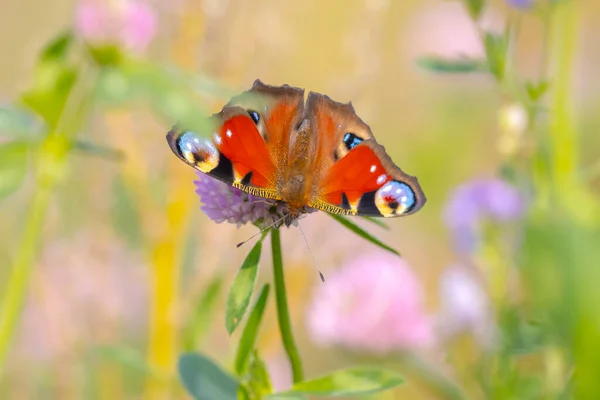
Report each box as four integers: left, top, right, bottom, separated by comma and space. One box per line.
166, 80, 305, 200
304, 93, 426, 217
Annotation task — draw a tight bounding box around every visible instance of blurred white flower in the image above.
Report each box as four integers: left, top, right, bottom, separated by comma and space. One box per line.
437, 265, 496, 347
498, 102, 529, 155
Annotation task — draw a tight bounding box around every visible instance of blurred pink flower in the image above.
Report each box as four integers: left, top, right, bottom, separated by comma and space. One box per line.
306, 253, 434, 354
15, 233, 148, 363
402, 2, 504, 59
75, 0, 157, 52
437, 265, 496, 347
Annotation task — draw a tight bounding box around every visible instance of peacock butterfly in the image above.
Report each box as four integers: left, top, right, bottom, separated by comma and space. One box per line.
166, 80, 426, 226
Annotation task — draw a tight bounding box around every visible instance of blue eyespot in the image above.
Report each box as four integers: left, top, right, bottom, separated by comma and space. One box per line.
375, 181, 416, 215
343, 133, 363, 150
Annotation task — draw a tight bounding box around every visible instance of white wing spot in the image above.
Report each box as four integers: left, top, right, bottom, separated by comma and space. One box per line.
370, 165, 377, 173
186, 142, 193, 150
396, 189, 402, 194
376, 174, 387, 185
226, 129, 232, 138
382, 184, 392, 192
193, 138, 200, 144
401, 196, 408, 203
213, 132, 222, 145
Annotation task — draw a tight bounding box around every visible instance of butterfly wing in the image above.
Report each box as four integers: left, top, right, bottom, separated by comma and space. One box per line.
305, 93, 426, 217
166, 80, 305, 200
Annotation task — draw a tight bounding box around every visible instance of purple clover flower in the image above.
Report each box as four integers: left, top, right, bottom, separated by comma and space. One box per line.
443, 178, 525, 253
506, 0, 534, 9
194, 172, 290, 228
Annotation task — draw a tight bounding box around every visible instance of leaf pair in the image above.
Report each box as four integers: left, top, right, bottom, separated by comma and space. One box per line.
179, 353, 405, 399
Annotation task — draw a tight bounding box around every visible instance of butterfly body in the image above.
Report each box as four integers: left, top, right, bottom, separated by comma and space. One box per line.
167, 80, 426, 224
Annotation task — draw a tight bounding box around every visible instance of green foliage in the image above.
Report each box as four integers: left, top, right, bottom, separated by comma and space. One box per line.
0, 141, 28, 201
226, 240, 263, 335
178, 353, 239, 400
95, 62, 214, 134
525, 80, 551, 102
20, 32, 78, 129
272, 367, 405, 398
244, 351, 275, 400
483, 32, 509, 81
417, 56, 487, 74
463, 0, 486, 19
0, 106, 44, 140
235, 284, 270, 375
181, 277, 224, 351
329, 214, 399, 256
92, 345, 162, 379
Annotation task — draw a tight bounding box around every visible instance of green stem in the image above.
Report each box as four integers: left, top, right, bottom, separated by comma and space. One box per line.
0, 180, 53, 370
0, 62, 94, 374
270, 228, 304, 383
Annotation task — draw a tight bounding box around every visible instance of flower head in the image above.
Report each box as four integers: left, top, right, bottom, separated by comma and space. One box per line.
306, 253, 434, 354
194, 172, 289, 228
506, 0, 534, 10
75, 0, 157, 53
443, 178, 525, 252
437, 265, 496, 347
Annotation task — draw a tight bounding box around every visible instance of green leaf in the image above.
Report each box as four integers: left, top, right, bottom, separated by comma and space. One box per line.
361, 215, 390, 230
181, 276, 224, 351
92, 345, 161, 378
87, 45, 123, 67
245, 350, 274, 398
0, 105, 44, 140
417, 56, 487, 74
272, 367, 404, 397
463, 0, 486, 19
178, 353, 239, 400
483, 32, 509, 81
0, 141, 28, 200
234, 284, 270, 375
526, 81, 550, 102
21, 63, 77, 129
72, 140, 125, 161
225, 240, 262, 335
329, 214, 399, 256
40, 31, 74, 62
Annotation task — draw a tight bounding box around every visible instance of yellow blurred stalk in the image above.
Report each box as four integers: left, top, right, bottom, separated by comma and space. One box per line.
145, 5, 206, 399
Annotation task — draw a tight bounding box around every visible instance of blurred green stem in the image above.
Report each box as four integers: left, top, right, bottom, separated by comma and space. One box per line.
0, 173, 53, 370
270, 229, 304, 383
0, 66, 93, 374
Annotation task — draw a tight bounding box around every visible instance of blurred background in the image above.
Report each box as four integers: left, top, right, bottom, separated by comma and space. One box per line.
1, 0, 599, 399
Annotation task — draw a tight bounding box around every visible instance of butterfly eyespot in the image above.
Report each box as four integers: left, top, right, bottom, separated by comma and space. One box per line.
343, 132, 363, 150
248, 110, 261, 124
177, 131, 219, 173
375, 180, 416, 216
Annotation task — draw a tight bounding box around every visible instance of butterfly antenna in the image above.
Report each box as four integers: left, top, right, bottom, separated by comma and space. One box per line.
297, 220, 325, 282
236, 214, 288, 248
